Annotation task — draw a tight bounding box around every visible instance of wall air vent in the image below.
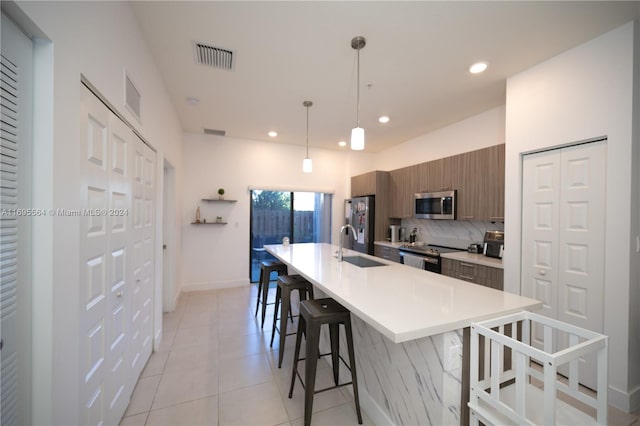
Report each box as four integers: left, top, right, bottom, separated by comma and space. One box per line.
204, 128, 226, 136
124, 71, 142, 122
194, 42, 234, 70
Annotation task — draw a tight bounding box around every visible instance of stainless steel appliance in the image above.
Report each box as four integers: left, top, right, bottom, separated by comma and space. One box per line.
344, 196, 375, 254
483, 230, 504, 259
399, 244, 463, 273
389, 225, 399, 243
414, 190, 457, 220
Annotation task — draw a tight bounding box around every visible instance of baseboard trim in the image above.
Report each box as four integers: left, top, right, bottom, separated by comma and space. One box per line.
180, 279, 249, 293
608, 383, 640, 413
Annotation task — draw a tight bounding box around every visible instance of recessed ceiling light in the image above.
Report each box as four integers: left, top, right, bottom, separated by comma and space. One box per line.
338, 140, 347, 147
268, 131, 278, 137
186, 96, 200, 105
378, 116, 390, 124
469, 61, 488, 74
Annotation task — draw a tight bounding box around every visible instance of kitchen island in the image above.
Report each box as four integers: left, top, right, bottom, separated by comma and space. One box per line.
265, 243, 541, 425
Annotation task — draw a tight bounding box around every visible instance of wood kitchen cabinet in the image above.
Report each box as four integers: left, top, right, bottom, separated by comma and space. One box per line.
350, 171, 390, 245
389, 165, 419, 218
374, 245, 401, 263
456, 144, 505, 221
441, 258, 504, 290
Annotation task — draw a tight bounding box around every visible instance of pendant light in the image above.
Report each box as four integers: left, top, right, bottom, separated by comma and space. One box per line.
350, 36, 366, 151
302, 100, 313, 173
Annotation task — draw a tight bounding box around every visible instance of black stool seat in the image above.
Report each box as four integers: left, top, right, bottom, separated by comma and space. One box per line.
289, 298, 362, 426
270, 274, 314, 368
255, 260, 288, 328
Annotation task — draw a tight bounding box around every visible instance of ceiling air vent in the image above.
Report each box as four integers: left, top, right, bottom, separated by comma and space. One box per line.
204, 128, 226, 136
194, 42, 234, 70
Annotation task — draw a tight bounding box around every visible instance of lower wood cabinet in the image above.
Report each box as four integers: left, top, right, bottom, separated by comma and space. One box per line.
374, 245, 401, 263
441, 258, 503, 290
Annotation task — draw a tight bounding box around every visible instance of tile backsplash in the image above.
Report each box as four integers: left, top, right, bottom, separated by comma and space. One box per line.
399, 218, 504, 249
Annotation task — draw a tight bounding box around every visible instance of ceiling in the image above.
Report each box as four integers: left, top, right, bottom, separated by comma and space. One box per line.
130, 1, 639, 153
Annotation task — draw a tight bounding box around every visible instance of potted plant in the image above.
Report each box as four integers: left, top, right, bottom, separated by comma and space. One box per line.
217, 188, 225, 200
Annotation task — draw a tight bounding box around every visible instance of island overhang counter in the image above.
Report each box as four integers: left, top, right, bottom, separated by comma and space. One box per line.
265, 243, 541, 425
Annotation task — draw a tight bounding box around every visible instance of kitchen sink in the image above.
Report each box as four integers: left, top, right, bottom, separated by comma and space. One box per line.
341, 256, 387, 268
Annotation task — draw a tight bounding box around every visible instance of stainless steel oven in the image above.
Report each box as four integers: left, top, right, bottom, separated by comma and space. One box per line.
399, 245, 463, 274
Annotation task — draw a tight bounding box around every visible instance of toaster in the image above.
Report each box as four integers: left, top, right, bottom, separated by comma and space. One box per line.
483, 230, 504, 259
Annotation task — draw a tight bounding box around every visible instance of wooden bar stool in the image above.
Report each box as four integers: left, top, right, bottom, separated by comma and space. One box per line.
270, 274, 314, 368
255, 260, 288, 328
288, 298, 362, 426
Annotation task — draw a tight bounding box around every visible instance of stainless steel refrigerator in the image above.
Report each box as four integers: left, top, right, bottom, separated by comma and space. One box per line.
343, 196, 375, 254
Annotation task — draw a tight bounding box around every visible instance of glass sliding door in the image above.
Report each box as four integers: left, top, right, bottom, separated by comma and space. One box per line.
250, 190, 332, 282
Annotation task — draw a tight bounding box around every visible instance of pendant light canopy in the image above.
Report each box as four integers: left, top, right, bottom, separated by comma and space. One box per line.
302, 100, 313, 173
351, 36, 366, 151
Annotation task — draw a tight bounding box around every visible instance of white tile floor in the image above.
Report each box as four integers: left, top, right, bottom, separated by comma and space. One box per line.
119, 284, 373, 426
121, 284, 640, 426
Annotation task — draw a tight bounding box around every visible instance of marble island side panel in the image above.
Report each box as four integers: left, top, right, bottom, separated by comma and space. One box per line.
314, 289, 463, 426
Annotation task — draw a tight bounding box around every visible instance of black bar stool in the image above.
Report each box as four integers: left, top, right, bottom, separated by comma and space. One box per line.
289, 298, 363, 426
255, 260, 288, 328
270, 274, 314, 368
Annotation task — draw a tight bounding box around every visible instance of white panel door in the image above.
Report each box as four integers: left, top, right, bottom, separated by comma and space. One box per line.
128, 137, 155, 388
522, 150, 561, 348
104, 114, 134, 425
80, 85, 152, 425
79, 86, 112, 426
521, 141, 606, 389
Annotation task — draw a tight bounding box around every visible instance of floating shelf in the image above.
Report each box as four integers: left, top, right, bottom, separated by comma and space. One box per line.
201, 198, 237, 203
191, 222, 227, 225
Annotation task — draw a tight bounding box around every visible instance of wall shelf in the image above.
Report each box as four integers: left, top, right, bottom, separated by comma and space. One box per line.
201, 198, 237, 203
191, 221, 227, 225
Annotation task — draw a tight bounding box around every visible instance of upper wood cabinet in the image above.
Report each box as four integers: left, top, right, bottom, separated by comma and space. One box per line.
456, 144, 505, 221
389, 165, 419, 218
351, 171, 377, 197
355, 144, 505, 222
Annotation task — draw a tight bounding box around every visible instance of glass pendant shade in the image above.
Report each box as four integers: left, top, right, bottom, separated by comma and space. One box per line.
351, 127, 365, 151
302, 157, 312, 173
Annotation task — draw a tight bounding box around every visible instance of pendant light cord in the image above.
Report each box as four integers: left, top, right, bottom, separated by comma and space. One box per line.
306, 104, 309, 157
356, 47, 360, 128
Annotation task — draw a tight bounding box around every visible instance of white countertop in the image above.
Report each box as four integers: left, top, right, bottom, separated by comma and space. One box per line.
265, 243, 540, 343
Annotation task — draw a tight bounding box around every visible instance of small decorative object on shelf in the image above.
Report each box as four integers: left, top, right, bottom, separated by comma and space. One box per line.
216, 216, 223, 223
194, 206, 202, 224
203, 218, 207, 223
218, 188, 225, 200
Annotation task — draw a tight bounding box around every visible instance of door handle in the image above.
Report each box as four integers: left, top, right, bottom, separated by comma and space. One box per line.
539, 270, 547, 276
163, 244, 167, 250
0, 338, 3, 351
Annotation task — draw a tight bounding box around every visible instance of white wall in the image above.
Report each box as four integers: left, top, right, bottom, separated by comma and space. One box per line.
504, 21, 638, 411
14, 1, 184, 424
181, 134, 351, 290
373, 106, 505, 171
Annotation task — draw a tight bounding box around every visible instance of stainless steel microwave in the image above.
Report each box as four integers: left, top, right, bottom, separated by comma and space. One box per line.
414, 190, 457, 220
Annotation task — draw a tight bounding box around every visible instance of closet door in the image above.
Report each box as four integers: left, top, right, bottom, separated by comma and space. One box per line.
80, 85, 155, 424
128, 137, 155, 387
521, 141, 606, 389
1, 12, 34, 426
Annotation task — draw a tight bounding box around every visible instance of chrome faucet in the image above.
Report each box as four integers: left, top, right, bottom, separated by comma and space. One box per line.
339, 224, 357, 262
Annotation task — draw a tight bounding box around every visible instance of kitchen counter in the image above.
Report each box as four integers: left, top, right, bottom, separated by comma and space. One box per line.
265, 243, 536, 343
265, 242, 540, 425
373, 240, 405, 249
441, 251, 504, 269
